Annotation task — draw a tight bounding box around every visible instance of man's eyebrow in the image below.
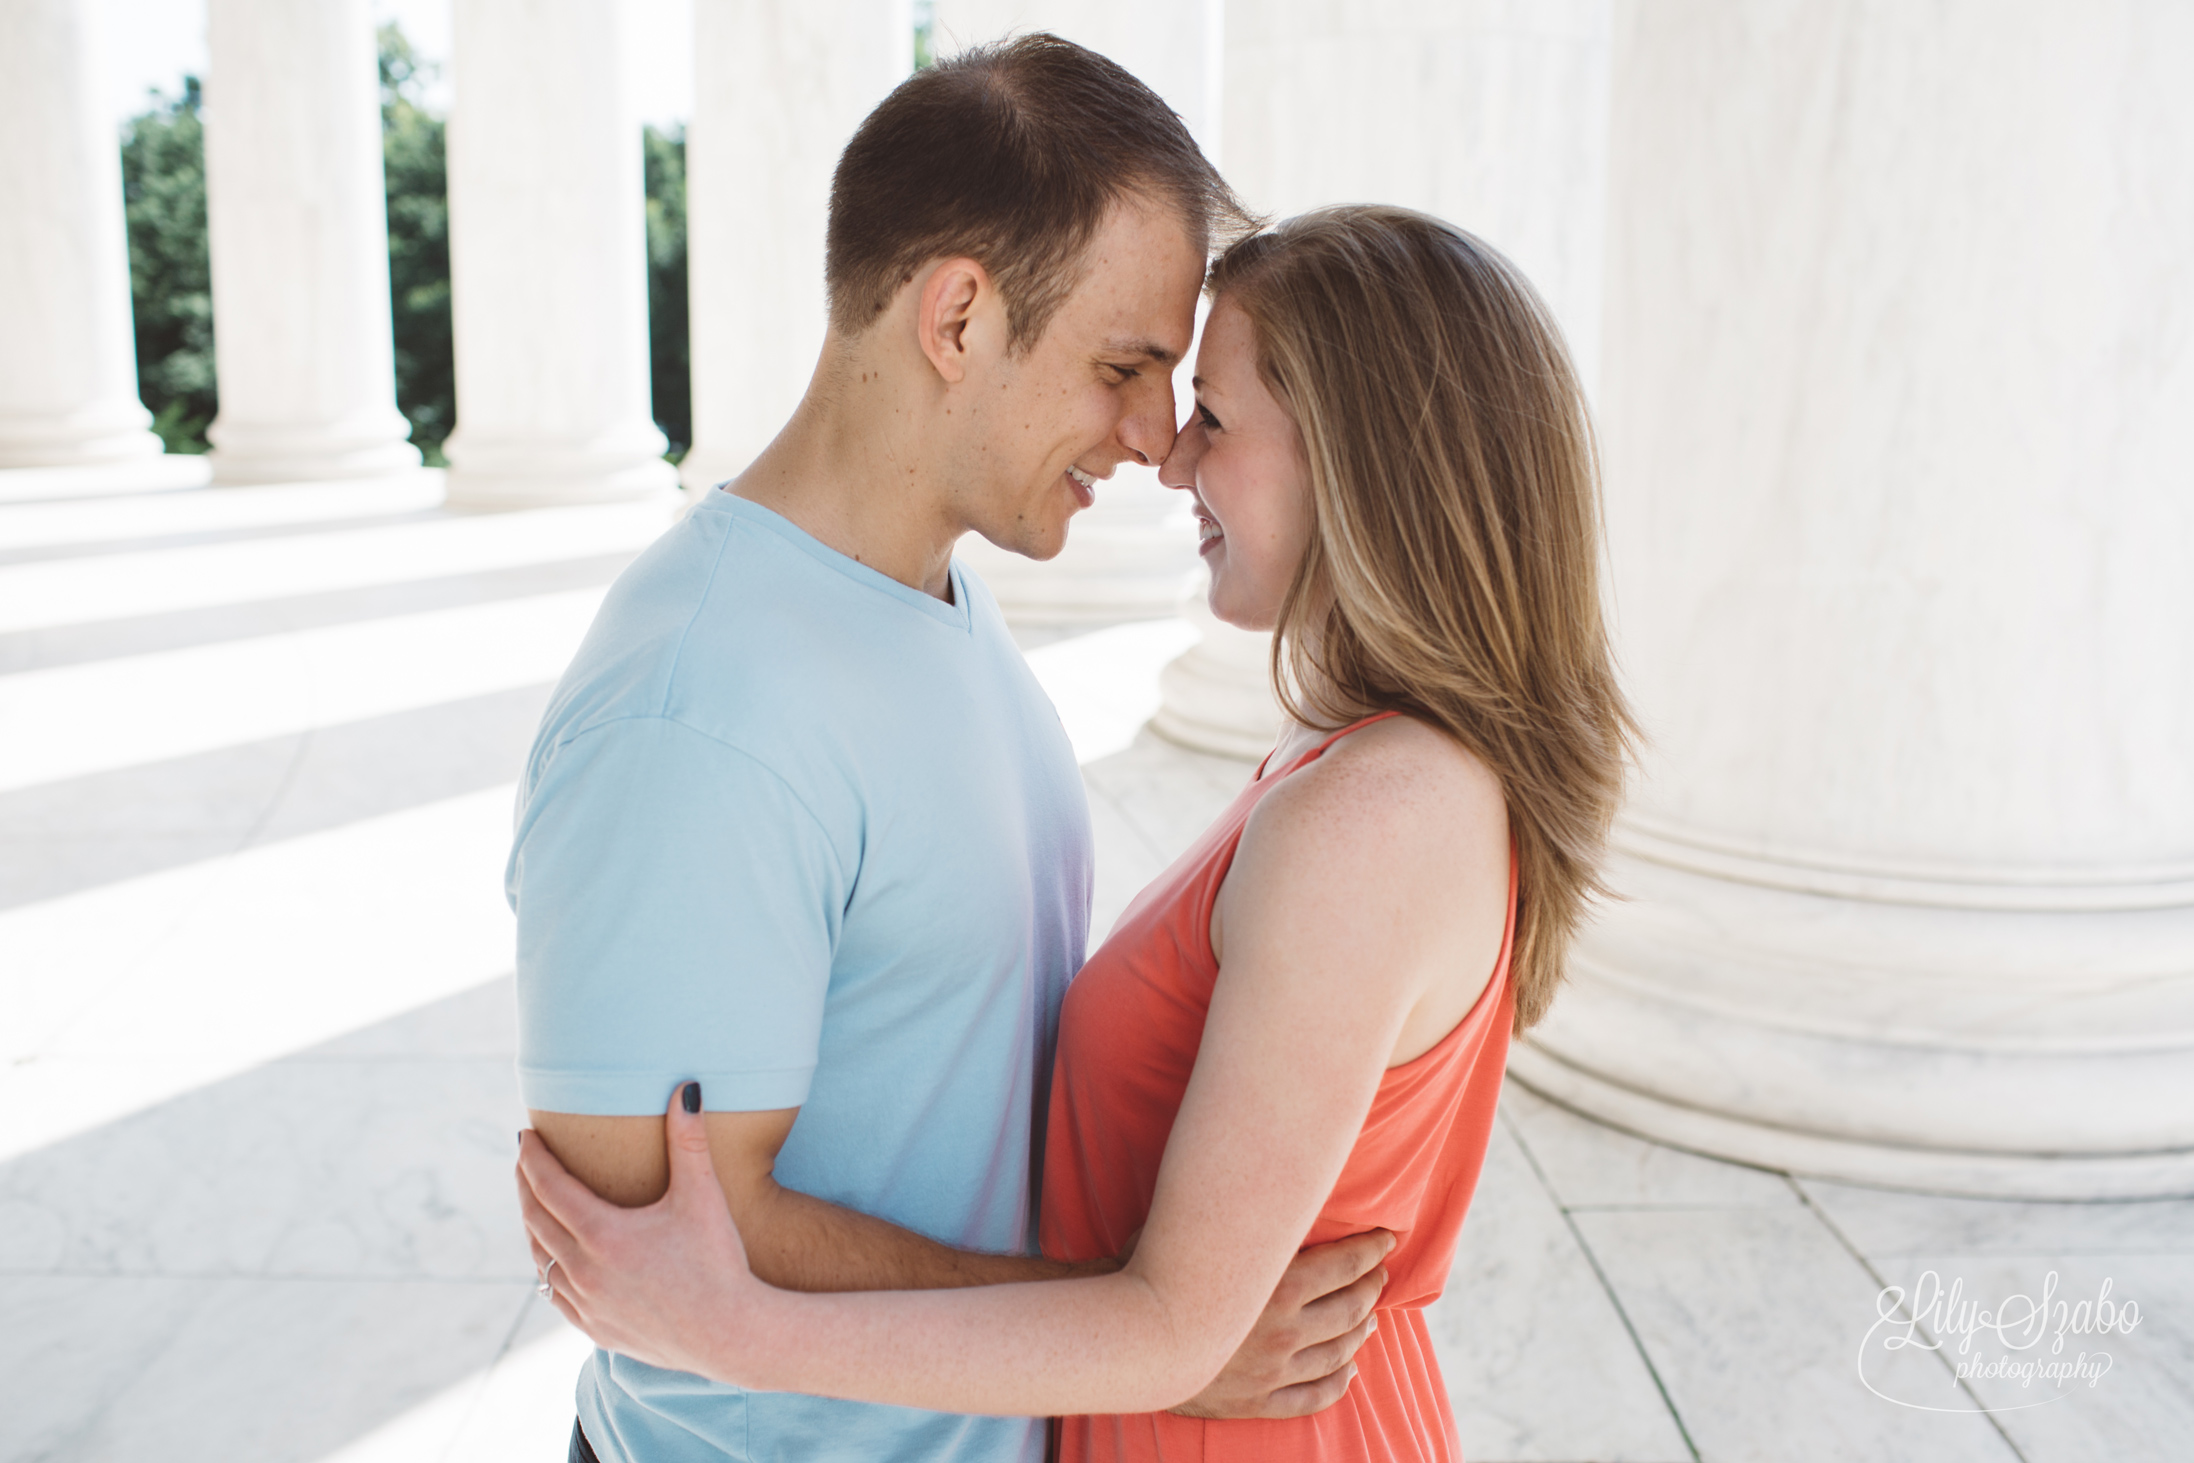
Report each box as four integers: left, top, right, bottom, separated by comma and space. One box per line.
1103, 336, 1179, 366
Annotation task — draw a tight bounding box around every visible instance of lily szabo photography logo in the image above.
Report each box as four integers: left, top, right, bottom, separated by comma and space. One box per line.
1859, 1270, 2142, 1412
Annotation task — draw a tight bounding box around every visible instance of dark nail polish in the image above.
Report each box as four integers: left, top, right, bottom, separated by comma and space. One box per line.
683, 1081, 702, 1114
516, 1130, 524, 1151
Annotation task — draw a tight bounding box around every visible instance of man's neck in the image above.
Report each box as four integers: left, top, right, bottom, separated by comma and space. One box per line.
727, 345, 964, 603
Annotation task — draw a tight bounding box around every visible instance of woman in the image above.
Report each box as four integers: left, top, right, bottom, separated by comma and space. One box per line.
519, 205, 1635, 1460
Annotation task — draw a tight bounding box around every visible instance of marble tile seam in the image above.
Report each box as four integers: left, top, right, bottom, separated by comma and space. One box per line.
419, 1290, 558, 1463
0, 498, 670, 635
1789, 1175, 2194, 1263
0, 550, 635, 677
0, 785, 518, 1115
0, 588, 604, 795
1083, 778, 1170, 866
0, 683, 549, 912
1553, 1201, 1813, 1212
0, 1266, 538, 1284
0, 1272, 538, 1463
1780, 1175, 2039, 1460
0, 506, 452, 569
0, 475, 448, 552
1496, 1105, 1705, 1463
0, 474, 208, 510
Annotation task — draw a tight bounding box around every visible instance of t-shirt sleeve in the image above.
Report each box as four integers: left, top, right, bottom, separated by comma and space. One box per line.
510, 715, 849, 1115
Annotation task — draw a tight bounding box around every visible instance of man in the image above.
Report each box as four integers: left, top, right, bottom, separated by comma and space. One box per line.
510, 36, 1387, 1463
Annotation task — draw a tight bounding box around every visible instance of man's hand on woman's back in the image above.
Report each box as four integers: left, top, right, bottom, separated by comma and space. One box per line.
1172, 1229, 1395, 1419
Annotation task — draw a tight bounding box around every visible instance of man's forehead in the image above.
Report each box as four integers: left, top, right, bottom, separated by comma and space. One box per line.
1102, 334, 1181, 367
1057, 197, 1204, 352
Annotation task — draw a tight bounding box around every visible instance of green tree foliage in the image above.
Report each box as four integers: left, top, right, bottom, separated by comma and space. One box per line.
379, 24, 455, 462
120, 78, 214, 453
120, 25, 690, 467
914, 0, 937, 70
643, 125, 691, 458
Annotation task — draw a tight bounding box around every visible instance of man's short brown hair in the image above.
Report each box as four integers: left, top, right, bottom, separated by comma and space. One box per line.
826, 34, 1252, 350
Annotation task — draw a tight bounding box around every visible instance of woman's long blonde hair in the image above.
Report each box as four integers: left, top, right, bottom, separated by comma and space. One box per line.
1210, 206, 1636, 1033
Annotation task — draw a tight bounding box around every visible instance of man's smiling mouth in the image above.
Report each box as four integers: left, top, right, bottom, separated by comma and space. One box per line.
1065, 463, 1098, 509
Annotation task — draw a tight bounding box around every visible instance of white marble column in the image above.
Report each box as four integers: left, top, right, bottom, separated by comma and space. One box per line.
442, 0, 677, 507
0, 0, 201, 486
1154, 0, 1614, 755
930, 0, 1215, 624
1148, 585, 1282, 760
928, 0, 1218, 157
678, 0, 909, 496
201, 0, 421, 485
1222, 0, 1611, 387
1509, 0, 2194, 1199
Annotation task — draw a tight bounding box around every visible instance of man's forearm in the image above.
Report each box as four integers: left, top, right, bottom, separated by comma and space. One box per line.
743, 1180, 1114, 1291
526, 1107, 1109, 1294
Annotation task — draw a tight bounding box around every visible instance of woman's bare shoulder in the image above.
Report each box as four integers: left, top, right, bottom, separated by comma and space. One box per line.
1244, 714, 1507, 871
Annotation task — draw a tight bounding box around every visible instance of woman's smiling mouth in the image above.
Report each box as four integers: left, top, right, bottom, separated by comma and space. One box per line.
1192, 498, 1224, 555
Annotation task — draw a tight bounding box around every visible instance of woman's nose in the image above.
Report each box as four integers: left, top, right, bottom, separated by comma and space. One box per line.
1158, 420, 1206, 490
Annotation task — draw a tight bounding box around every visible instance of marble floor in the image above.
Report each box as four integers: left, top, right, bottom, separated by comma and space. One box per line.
1, 473, 2186, 1462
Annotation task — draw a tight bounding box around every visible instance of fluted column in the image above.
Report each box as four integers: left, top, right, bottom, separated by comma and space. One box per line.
442, 0, 676, 507
678, 0, 909, 496
0, 0, 200, 486
1154, 0, 1614, 755
930, 0, 1214, 625
1510, 0, 2194, 1199
200, 0, 421, 485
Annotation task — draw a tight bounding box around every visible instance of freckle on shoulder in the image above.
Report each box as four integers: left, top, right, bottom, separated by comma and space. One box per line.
1314, 715, 1503, 814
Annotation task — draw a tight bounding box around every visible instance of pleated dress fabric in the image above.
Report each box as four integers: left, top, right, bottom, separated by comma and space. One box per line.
1040, 713, 1518, 1462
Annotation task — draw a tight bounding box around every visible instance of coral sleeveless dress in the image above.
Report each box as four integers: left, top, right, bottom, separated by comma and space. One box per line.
1040, 713, 1517, 1462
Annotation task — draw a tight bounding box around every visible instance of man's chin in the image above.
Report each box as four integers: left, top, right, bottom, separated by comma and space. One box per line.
976, 518, 1072, 563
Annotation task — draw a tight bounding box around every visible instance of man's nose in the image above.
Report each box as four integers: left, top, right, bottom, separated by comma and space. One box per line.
1118, 377, 1179, 469
1158, 419, 1205, 490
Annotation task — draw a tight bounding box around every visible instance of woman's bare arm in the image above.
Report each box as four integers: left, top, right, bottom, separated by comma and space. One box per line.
519, 724, 1507, 1416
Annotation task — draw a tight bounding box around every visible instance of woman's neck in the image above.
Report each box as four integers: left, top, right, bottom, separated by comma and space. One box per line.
1263, 649, 1363, 771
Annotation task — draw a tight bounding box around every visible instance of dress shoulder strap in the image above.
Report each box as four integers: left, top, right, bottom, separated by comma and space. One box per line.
1259, 710, 1404, 782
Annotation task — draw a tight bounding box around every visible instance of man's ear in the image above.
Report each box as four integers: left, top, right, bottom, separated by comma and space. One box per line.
915, 257, 991, 384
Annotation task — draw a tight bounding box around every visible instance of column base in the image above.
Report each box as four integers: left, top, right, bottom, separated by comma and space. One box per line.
0, 453, 213, 505
209, 442, 425, 487
443, 437, 681, 510
1508, 1043, 2194, 1201
0, 407, 169, 473
1519, 845, 2194, 1200
205, 414, 426, 486
1148, 590, 1282, 761
677, 446, 749, 497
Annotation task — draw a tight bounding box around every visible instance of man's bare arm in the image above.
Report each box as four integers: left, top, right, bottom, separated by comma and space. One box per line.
528, 1104, 1391, 1412
531, 1107, 1103, 1291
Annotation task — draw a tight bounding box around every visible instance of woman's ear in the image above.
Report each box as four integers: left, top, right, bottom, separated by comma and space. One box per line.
915, 257, 991, 384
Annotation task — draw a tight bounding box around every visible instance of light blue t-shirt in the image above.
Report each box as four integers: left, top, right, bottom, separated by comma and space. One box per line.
509, 488, 1091, 1463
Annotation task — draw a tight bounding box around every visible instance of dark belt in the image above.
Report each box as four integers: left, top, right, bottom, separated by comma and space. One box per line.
568, 1418, 602, 1463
